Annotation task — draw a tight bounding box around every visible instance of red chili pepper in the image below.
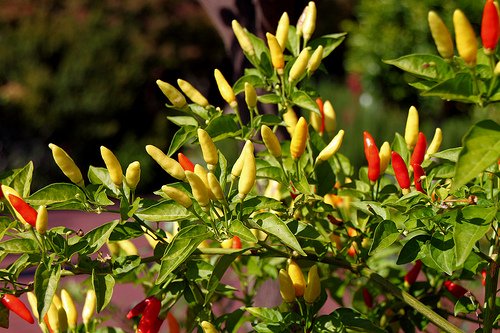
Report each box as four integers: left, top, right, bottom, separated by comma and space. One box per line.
412, 164, 426, 193
443, 280, 467, 299
363, 131, 380, 182
315, 97, 325, 135
127, 297, 149, 319
177, 153, 195, 172
8, 194, 38, 227
404, 260, 422, 287
166, 312, 180, 333
362, 288, 373, 308
1, 294, 34, 324
150, 317, 164, 333
391, 152, 410, 191
410, 132, 427, 166
232, 236, 242, 249
481, 269, 487, 286
137, 297, 161, 333
0, 183, 3, 199
482, 0, 500, 53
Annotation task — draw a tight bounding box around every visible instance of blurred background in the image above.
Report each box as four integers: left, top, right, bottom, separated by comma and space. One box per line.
0, 0, 488, 191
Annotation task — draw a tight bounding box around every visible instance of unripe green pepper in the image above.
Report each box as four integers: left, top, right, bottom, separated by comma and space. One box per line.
177, 79, 209, 107
156, 79, 187, 108
276, 12, 289, 51
100, 146, 123, 187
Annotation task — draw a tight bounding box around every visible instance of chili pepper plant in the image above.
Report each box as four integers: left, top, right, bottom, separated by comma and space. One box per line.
0, 2, 499, 333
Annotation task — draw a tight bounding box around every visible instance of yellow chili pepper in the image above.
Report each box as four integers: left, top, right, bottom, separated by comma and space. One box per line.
125, 161, 141, 190
60, 289, 77, 329
26, 292, 38, 320
161, 185, 193, 208
308, 45, 324, 74
207, 173, 225, 201
428, 11, 454, 59
82, 289, 96, 326
117, 239, 138, 256
279, 269, 296, 303
231, 20, 255, 56
47, 301, 60, 333
1, 185, 32, 227
145, 145, 186, 181
186, 171, 210, 208
201, 321, 219, 333
48, 143, 84, 187
310, 110, 322, 134
276, 12, 289, 51
315, 129, 344, 164
266, 33, 285, 74
283, 107, 298, 135
52, 294, 68, 333
261, 125, 282, 158
453, 9, 478, 66
290, 117, 308, 160
302, 1, 317, 42
177, 79, 209, 107
404, 106, 419, 149
289, 47, 311, 82
107, 241, 121, 256
231, 140, 254, 180
238, 148, 256, 199
296, 5, 308, 37
264, 179, 281, 201
220, 238, 233, 249
304, 265, 321, 303
425, 128, 443, 160
323, 100, 336, 135
35, 205, 48, 235
244, 82, 257, 109
214, 69, 237, 108
156, 79, 187, 108
495, 60, 500, 75
100, 146, 123, 187
195, 164, 215, 200
198, 128, 219, 170
287, 260, 306, 297
379, 141, 392, 174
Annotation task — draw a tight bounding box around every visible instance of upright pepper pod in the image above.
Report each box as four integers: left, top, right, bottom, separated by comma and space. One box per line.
290, 117, 308, 160
162, 185, 193, 209
48, 143, 84, 187
482, 0, 500, 54
194, 164, 216, 200
289, 47, 311, 82
304, 265, 321, 304
177, 79, 209, 107
363, 131, 380, 182
5, 191, 37, 227
231, 20, 255, 56
231, 140, 254, 180
35, 205, 48, 234
0, 294, 34, 324
266, 33, 285, 74
46, 301, 60, 333
308, 45, 324, 74
453, 9, 478, 66
315, 129, 344, 164
296, 5, 308, 37
391, 151, 411, 194
404, 260, 422, 288
244, 82, 257, 109
177, 152, 195, 172
428, 11, 454, 59
410, 132, 427, 166
198, 128, 219, 170
146, 145, 186, 181
156, 80, 187, 108
412, 163, 426, 193
207, 172, 225, 201
82, 289, 96, 326
310, 100, 323, 134
379, 141, 391, 175
100, 146, 123, 187
323, 100, 336, 135
214, 69, 237, 108
221, 238, 233, 249
287, 260, 306, 297
302, 1, 317, 42
276, 12, 289, 51
201, 321, 219, 333
283, 107, 298, 135
60, 289, 77, 329
425, 128, 443, 160
261, 125, 282, 158
404, 106, 419, 150
125, 161, 141, 190
279, 269, 296, 303
238, 148, 256, 199
185, 171, 210, 208
26, 292, 38, 320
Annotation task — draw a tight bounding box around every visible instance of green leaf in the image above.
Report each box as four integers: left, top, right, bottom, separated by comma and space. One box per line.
252, 212, 306, 256
246, 307, 283, 323
397, 234, 429, 265
384, 54, 454, 81
309, 33, 347, 58
27, 183, 87, 208
204, 251, 244, 305
205, 115, 241, 142
369, 220, 400, 254
135, 200, 191, 222
258, 94, 281, 104
0, 303, 8, 329
452, 120, 500, 191
421, 73, 480, 104
422, 232, 455, 275
333, 308, 385, 333
166, 116, 198, 127
454, 297, 478, 316
157, 225, 212, 284
88, 167, 121, 196
167, 126, 197, 156
229, 219, 258, 243
233, 75, 266, 94
92, 271, 115, 313
83, 220, 120, 255
0, 239, 38, 253
35, 263, 61, 320
291, 90, 319, 114
391, 133, 410, 163
431, 147, 462, 162
0, 161, 34, 197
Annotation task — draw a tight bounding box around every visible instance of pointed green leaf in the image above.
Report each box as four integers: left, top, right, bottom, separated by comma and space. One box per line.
167, 125, 197, 156
92, 271, 115, 313
369, 220, 400, 254
27, 183, 87, 208
384, 54, 454, 81
83, 220, 120, 255
34, 263, 61, 320
136, 200, 191, 222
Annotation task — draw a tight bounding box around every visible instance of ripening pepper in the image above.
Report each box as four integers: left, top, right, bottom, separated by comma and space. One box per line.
1, 294, 34, 324
156, 80, 187, 108
310, 99, 323, 134
177, 79, 209, 107
290, 117, 308, 160
428, 11, 454, 59
231, 140, 254, 180
379, 141, 391, 175
60, 289, 77, 329
232, 236, 242, 249
100, 146, 123, 187
425, 128, 443, 160
482, 0, 500, 54
197, 128, 219, 170
304, 265, 321, 303
404, 260, 422, 287
35, 205, 48, 234
363, 131, 380, 182
287, 260, 306, 297
244, 82, 257, 109
315, 129, 344, 164
161, 185, 193, 209
410, 132, 427, 166
238, 148, 256, 199
48, 143, 84, 187
296, 5, 308, 37
308, 45, 324, 74
261, 125, 282, 158
177, 153, 195, 172
207, 173, 225, 201
146, 145, 186, 181
186, 171, 210, 208
443, 280, 468, 299
362, 288, 373, 308
266, 33, 285, 74
214, 69, 237, 108
323, 100, 336, 135
391, 151, 411, 193
283, 107, 298, 135
82, 289, 96, 325
302, 1, 317, 42
201, 321, 219, 333
221, 238, 233, 249
276, 12, 289, 51
481, 269, 487, 286
412, 163, 426, 193
6, 192, 37, 227
279, 269, 296, 303
167, 313, 180, 333
231, 20, 255, 56
453, 9, 478, 66
125, 161, 141, 190
289, 47, 311, 82
404, 106, 419, 150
